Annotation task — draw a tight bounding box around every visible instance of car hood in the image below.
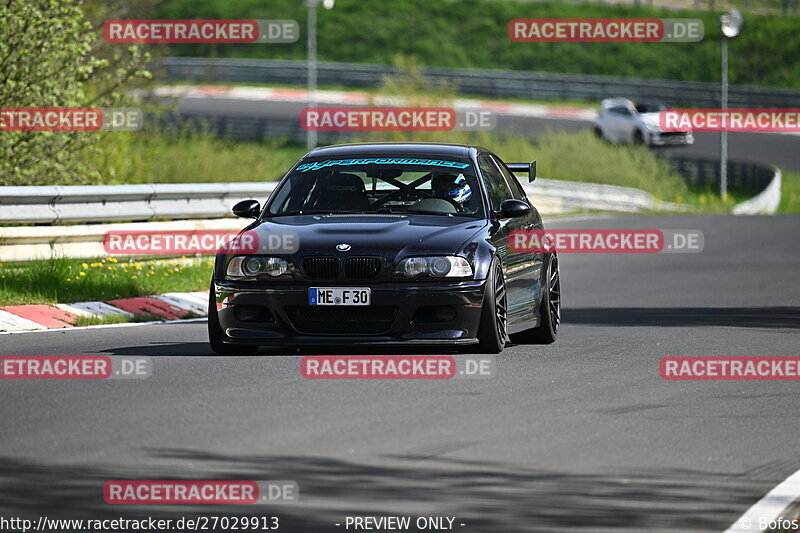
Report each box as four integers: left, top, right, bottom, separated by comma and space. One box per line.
248, 214, 487, 259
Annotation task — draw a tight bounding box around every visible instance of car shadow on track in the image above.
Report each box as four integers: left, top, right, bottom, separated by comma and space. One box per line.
564, 307, 800, 329
101, 342, 465, 357
0, 450, 776, 532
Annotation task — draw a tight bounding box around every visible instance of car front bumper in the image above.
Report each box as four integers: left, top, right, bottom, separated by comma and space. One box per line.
650, 131, 695, 146
213, 280, 487, 346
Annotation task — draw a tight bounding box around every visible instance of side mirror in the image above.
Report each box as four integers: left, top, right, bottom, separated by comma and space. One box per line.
498, 199, 531, 220
232, 199, 261, 219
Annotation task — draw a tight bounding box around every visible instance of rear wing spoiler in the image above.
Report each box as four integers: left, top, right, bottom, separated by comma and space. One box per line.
507, 161, 536, 182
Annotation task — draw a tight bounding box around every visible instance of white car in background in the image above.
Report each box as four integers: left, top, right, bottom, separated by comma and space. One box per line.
593, 98, 694, 146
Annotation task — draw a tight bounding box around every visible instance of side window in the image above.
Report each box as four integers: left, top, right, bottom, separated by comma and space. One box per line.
478, 154, 512, 209
490, 155, 528, 202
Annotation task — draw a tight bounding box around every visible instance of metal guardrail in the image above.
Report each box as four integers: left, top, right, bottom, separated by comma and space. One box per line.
0, 158, 779, 227
0, 168, 778, 261
156, 57, 800, 108
0, 179, 672, 226
733, 169, 782, 215
0, 183, 276, 225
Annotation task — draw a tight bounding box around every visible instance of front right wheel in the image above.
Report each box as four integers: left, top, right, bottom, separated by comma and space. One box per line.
475, 260, 508, 354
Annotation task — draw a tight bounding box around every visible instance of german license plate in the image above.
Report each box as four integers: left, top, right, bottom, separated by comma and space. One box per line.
309, 287, 371, 306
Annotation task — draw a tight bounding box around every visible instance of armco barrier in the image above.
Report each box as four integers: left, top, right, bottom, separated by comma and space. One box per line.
732, 169, 782, 215
0, 166, 778, 261
663, 155, 781, 214
0, 179, 671, 226
156, 57, 800, 108
0, 178, 677, 261
0, 183, 276, 225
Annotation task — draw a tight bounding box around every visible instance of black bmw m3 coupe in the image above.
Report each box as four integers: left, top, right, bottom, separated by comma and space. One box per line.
209, 143, 560, 354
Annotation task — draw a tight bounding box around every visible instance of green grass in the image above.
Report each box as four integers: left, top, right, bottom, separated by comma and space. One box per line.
82, 131, 305, 184
154, 0, 800, 89
778, 170, 800, 213
0, 256, 213, 306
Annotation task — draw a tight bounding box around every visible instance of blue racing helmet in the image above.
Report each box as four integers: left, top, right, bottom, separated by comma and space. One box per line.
431, 173, 472, 205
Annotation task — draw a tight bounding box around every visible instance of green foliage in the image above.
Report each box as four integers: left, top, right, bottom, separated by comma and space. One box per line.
80, 128, 305, 184
0, 0, 150, 186
0, 256, 213, 306
156, 0, 800, 88
778, 170, 800, 213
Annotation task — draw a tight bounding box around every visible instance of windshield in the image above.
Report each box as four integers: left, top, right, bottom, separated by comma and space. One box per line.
635, 102, 668, 113
266, 157, 484, 218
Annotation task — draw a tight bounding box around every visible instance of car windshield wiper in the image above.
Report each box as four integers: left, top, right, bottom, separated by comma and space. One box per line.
269, 210, 347, 217
406, 209, 451, 216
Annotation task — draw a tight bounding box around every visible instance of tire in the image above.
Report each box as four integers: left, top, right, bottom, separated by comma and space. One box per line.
208, 284, 260, 355
593, 127, 604, 140
633, 130, 645, 145
527, 253, 561, 344
475, 259, 508, 354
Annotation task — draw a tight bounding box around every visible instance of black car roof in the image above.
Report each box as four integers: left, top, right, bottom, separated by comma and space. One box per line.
303, 142, 482, 159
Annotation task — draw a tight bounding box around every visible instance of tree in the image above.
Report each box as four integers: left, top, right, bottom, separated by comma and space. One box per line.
0, 0, 150, 186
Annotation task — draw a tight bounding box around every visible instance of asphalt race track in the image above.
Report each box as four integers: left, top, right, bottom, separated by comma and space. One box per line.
1, 215, 798, 532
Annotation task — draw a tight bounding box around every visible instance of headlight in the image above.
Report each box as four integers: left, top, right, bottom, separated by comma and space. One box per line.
396, 256, 473, 278
226, 256, 289, 279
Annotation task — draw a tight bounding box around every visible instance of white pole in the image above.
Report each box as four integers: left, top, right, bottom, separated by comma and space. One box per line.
720, 36, 728, 199
307, 1, 318, 150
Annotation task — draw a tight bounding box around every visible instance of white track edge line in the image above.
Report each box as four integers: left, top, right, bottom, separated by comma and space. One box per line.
725, 468, 800, 532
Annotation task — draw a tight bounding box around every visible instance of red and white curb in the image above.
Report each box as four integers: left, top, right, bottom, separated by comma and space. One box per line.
0, 291, 209, 333
150, 85, 599, 122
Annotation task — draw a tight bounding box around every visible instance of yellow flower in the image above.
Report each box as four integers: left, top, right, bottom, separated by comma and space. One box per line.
79, 271, 86, 276
107, 257, 118, 263
81, 263, 89, 269
131, 275, 138, 279
66, 278, 71, 282
90, 262, 102, 268
181, 256, 187, 260
148, 270, 155, 275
